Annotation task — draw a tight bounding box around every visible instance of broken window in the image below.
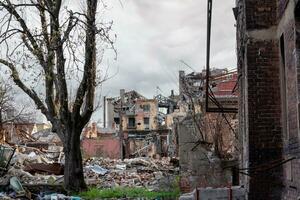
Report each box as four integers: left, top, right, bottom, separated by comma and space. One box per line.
144, 118, 150, 130
142, 104, 150, 112
144, 118, 150, 125
128, 117, 136, 128
114, 117, 120, 125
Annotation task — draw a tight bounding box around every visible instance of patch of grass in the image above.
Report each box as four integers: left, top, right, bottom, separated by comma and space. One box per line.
79, 187, 180, 199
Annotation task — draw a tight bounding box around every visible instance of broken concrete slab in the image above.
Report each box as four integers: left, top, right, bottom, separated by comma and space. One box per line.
24, 163, 64, 175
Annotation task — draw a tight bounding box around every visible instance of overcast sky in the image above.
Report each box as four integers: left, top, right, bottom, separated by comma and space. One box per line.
100, 0, 236, 97
89, 0, 237, 123
2, 0, 237, 124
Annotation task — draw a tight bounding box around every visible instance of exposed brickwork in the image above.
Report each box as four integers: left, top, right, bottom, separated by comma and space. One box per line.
179, 176, 192, 193
237, 0, 300, 199
246, 40, 283, 200
245, 1, 278, 30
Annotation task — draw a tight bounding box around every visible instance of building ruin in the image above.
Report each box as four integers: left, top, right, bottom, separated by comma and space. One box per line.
236, 0, 300, 199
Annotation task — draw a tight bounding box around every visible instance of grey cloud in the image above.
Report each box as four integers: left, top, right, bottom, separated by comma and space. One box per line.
1, 0, 237, 124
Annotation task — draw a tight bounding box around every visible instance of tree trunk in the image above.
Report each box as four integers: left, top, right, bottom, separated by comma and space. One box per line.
63, 129, 87, 192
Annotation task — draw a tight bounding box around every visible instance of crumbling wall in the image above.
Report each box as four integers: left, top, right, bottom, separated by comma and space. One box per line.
237, 0, 300, 199
81, 138, 120, 159
135, 100, 158, 131
203, 113, 237, 159
177, 115, 233, 193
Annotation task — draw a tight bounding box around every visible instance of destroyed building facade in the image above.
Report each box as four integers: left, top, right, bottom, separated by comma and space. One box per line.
1, 122, 51, 144
101, 90, 173, 158
175, 69, 239, 192
81, 124, 120, 159
236, 0, 300, 199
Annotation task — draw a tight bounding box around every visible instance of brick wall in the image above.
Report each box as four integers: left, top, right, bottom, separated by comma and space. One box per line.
81, 138, 120, 159
245, 0, 278, 30
246, 40, 284, 200
238, 0, 300, 199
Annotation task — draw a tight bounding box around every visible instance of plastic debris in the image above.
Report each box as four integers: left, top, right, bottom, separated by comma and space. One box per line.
85, 165, 108, 175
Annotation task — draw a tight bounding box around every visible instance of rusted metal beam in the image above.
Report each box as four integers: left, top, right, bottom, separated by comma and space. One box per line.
205, 0, 212, 113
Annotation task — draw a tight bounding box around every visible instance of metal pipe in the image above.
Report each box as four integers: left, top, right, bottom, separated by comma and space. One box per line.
204, 0, 238, 114
205, 0, 213, 112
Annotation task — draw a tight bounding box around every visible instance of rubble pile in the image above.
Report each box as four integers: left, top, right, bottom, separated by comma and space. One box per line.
0, 140, 179, 199
84, 157, 179, 190
3, 150, 179, 188
7, 151, 64, 185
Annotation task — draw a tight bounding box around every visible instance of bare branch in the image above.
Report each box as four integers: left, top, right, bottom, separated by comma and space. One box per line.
73, 0, 98, 125
0, 0, 45, 65
0, 59, 49, 117
61, 11, 79, 44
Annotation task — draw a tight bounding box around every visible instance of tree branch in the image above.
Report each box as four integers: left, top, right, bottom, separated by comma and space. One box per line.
0, 0, 45, 65
0, 59, 49, 117
73, 0, 98, 126
49, 0, 69, 122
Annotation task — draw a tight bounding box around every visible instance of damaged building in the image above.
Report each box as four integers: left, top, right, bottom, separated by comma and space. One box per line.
175, 69, 239, 192
236, 0, 300, 199
102, 90, 174, 159
81, 123, 120, 159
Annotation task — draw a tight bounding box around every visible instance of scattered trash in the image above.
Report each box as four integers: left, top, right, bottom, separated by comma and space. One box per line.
9, 177, 25, 197
85, 165, 108, 175
84, 157, 179, 189
0, 145, 16, 176
116, 164, 126, 170
0, 137, 179, 199
28, 152, 37, 158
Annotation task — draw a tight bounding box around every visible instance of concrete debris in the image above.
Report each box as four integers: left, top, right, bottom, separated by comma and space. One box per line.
32, 129, 61, 145
85, 165, 108, 175
6, 150, 64, 185
37, 193, 81, 200
24, 163, 64, 175
84, 157, 179, 190
9, 176, 25, 197
115, 164, 126, 170
179, 192, 195, 200
0, 138, 179, 199
0, 176, 32, 199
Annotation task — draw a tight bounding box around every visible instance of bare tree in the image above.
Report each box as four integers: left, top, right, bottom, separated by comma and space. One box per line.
0, 0, 114, 192
0, 81, 34, 131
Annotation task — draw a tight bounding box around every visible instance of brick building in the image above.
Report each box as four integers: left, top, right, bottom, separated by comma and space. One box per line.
236, 0, 300, 199
104, 90, 171, 158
